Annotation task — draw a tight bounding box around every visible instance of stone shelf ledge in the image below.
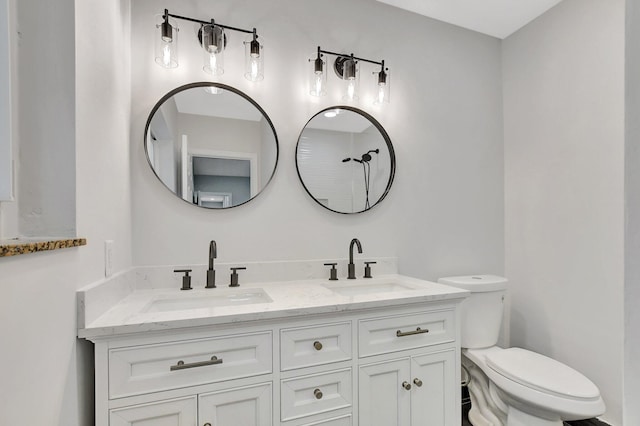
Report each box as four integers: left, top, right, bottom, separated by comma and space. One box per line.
0, 237, 87, 257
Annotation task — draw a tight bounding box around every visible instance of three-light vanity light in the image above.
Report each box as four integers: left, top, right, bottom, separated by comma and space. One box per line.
309, 46, 390, 105
155, 9, 264, 82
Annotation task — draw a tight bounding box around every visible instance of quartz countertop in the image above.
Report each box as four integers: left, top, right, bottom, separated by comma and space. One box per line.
78, 274, 468, 339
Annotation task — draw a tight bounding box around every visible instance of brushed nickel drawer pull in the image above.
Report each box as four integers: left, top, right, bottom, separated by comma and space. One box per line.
314, 388, 323, 399
396, 327, 429, 337
170, 355, 223, 371
313, 341, 323, 351
402, 381, 412, 391
413, 378, 423, 387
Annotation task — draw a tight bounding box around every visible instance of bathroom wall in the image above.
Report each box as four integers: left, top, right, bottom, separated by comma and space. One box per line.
503, 0, 625, 423
0, 1, 132, 425
625, 0, 640, 423
130, 0, 505, 283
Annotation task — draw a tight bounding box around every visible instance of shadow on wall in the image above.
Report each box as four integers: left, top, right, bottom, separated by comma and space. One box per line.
509, 306, 552, 355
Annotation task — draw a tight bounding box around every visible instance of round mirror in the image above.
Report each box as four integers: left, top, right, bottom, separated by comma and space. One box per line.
144, 82, 278, 209
296, 107, 395, 214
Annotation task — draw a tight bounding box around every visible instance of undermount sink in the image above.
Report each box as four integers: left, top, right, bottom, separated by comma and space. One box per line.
142, 288, 273, 313
323, 280, 417, 297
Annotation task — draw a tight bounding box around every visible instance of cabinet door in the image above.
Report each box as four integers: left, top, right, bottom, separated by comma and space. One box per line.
410, 349, 456, 426
199, 382, 272, 426
359, 359, 411, 426
109, 397, 197, 426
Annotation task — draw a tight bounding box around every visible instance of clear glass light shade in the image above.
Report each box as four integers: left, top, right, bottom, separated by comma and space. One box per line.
202, 24, 225, 75
309, 56, 327, 97
244, 38, 264, 82
155, 15, 178, 69
373, 69, 390, 104
341, 58, 359, 101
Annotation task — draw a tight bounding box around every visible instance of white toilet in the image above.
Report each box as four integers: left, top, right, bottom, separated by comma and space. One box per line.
438, 275, 605, 426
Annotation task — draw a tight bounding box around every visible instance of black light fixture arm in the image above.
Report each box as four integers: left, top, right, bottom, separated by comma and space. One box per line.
317, 46, 385, 68
163, 8, 257, 36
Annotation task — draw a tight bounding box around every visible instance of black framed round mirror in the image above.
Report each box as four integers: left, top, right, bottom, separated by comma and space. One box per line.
296, 106, 395, 214
144, 82, 279, 209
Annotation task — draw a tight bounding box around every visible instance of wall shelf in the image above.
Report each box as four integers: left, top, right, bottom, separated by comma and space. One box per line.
0, 237, 86, 257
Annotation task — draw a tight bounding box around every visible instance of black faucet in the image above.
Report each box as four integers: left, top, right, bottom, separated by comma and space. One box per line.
348, 238, 362, 279
206, 240, 217, 288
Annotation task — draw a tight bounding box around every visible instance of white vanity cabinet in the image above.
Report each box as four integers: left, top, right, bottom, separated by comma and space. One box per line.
359, 350, 456, 426
88, 302, 461, 426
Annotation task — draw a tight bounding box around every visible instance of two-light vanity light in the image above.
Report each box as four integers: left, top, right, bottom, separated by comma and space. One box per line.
155, 9, 264, 82
309, 46, 390, 105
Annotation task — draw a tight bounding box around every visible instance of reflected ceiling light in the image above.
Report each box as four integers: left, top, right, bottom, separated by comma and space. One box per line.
324, 109, 340, 118
308, 46, 389, 105
155, 9, 263, 82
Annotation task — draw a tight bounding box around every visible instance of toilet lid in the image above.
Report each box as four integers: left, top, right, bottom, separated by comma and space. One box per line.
486, 348, 600, 400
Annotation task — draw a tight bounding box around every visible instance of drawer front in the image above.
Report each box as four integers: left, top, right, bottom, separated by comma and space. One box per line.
281, 368, 352, 421
109, 331, 272, 398
299, 414, 352, 426
358, 309, 455, 357
281, 322, 352, 371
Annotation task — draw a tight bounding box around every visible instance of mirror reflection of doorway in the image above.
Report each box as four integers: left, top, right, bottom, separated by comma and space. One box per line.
192, 156, 251, 206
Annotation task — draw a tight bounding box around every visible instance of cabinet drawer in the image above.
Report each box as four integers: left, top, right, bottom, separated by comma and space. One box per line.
109, 331, 272, 398
281, 368, 352, 421
281, 322, 352, 371
358, 309, 455, 357
299, 414, 352, 425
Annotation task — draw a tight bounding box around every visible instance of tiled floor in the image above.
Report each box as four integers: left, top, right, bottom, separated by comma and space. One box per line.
461, 387, 609, 426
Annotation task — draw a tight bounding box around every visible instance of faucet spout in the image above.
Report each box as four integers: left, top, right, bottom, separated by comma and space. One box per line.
348, 238, 363, 279
209, 240, 217, 269
206, 240, 217, 288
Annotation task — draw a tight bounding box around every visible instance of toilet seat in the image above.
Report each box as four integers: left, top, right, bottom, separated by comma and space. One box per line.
485, 348, 600, 402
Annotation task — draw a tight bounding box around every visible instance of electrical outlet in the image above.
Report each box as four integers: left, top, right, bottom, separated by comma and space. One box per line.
105, 240, 114, 277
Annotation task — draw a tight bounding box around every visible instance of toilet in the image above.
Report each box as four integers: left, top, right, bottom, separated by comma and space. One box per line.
438, 275, 605, 426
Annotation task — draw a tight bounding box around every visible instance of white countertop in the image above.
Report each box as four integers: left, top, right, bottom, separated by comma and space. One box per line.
78, 274, 468, 339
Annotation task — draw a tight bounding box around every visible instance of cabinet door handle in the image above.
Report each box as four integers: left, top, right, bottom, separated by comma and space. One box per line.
313, 341, 323, 351
402, 381, 412, 391
314, 388, 323, 399
413, 378, 423, 387
170, 355, 223, 371
396, 327, 429, 337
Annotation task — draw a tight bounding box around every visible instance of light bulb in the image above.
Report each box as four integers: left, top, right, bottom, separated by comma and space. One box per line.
209, 53, 217, 72
163, 45, 172, 67
314, 73, 323, 95
347, 80, 356, 100
250, 58, 259, 80
377, 84, 386, 103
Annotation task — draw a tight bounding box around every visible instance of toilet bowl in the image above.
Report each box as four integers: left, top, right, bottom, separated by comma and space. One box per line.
439, 275, 605, 426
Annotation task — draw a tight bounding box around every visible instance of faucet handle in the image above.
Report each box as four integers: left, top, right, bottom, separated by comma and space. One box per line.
324, 263, 338, 281
229, 267, 247, 287
174, 269, 193, 291
364, 261, 377, 279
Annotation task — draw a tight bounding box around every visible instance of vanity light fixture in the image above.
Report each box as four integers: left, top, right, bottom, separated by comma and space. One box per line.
308, 46, 389, 105
155, 9, 263, 82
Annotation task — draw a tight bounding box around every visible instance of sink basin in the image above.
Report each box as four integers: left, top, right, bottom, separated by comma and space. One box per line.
323, 281, 417, 297
142, 288, 273, 313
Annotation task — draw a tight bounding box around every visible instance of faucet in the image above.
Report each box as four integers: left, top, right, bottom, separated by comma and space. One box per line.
206, 240, 217, 288
348, 238, 362, 279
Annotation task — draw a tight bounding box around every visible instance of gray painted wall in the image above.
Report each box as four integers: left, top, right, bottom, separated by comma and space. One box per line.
131, 0, 505, 283
503, 1, 625, 423
625, 0, 640, 423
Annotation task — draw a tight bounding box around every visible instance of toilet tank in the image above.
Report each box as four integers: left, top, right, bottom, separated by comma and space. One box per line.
438, 275, 507, 349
